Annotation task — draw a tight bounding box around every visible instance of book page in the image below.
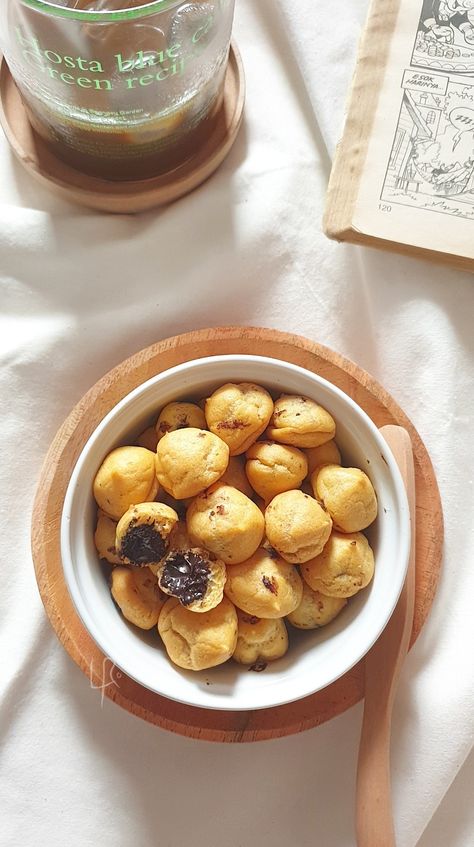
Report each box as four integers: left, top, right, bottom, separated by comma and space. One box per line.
353, 0, 474, 259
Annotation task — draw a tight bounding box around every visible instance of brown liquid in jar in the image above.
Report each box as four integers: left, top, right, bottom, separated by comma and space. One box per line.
14, 0, 228, 180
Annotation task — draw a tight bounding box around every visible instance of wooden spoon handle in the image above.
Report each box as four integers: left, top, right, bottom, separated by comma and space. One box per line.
356, 425, 416, 847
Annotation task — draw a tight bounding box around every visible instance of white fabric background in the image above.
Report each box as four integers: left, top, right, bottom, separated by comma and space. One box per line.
1, 1, 473, 845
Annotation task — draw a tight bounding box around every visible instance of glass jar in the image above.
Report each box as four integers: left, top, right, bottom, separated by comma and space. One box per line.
0, 0, 235, 179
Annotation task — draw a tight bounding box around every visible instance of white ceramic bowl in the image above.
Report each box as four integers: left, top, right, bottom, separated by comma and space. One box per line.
61, 355, 410, 711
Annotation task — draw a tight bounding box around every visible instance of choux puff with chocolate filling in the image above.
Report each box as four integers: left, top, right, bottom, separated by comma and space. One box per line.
304, 440, 341, 476
224, 547, 303, 618
266, 395, 336, 448
158, 596, 238, 671
264, 489, 332, 564
187, 484, 264, 565
311, 464, 377, 532
116, 502, 178, 567
287, 581, 347, 629
157, 547, 226, 613
93, 446, 159, 521
205, 382, 274, 455
155, 402, 206, 441
110, 566, 166, 630
94, 510, 121, 565
301, 531, 375, 598
155, 427, 229, 499
245, 441, 308, 502
233, 610, 289, 665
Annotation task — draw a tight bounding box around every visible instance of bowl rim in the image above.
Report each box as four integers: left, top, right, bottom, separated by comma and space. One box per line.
60, 354, 411, 711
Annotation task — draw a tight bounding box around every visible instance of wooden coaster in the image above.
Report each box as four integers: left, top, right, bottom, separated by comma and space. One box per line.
31, 327, 443, 742
0, 45, 245, 213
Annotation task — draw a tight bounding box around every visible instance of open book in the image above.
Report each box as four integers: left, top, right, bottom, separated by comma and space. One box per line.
324, 0, 474, 271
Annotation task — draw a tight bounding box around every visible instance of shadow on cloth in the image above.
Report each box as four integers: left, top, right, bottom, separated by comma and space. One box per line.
59, 652, 359, 847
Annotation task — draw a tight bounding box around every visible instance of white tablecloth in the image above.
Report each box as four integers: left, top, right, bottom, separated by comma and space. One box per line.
1, 2, 474, 845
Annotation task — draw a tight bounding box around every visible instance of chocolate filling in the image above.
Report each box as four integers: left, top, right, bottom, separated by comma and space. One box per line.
262, 575, 278, 595
160, 550, 210, 606
121, 524, 167, 566
249, 661, 268, 673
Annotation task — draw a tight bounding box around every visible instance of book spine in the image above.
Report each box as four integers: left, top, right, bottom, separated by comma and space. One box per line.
323, 0, 401, 240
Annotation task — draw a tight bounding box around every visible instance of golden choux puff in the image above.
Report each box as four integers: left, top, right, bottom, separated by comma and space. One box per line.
187, 484, 264, 565
155, 402, 206, 441
287, 581, 347, 629
94, 510, 121, 565
155, 427, 229, 499
266, 395, 336, 448
218, 455, 254, 499
116, 502, 178, 566
93, 446, 159, 521
311, 464, 378, 532
264, 490, 332, 564
158, 596, 238, 671
245, 441, 308, 502
301, 531, 375, 598
233, 611, 289, 666
304, 440, 341, 476
205, 382, 274, 455
110, 566, 166, 630
157, 548, 226, 613
224, 547, 303, 618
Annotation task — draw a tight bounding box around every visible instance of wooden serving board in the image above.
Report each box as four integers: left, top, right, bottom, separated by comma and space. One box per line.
31, 327, 443, 742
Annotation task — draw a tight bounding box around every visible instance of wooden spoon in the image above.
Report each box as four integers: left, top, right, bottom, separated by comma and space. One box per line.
356, 425, 416, 847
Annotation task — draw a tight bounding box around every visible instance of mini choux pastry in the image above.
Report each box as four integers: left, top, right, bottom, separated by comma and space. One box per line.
116, 502, 178, 566
158, 596, 238, 671
155, 427, 229, 499
312, 464, 378, 532
224, 547, 303, 618
287, 581, 347, 629
245, 441, 308, 502
157, 548, 226, 613
187, 484, 264, 564
233, 611, 289, 666
266, 395, 336, 448
155, 402, 206, 440
264, 490, 332, 564
305, 440, 341, 476
205, 382, 274, 455
111, 566, 166, 630
218, 455, 254, 499
93, 446, 159, 521
301, 531, 375, 598
94, 510, 121, 564
136, 426, 159, 452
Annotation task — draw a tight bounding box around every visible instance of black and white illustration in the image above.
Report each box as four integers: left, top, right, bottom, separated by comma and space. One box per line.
381, 72, 474, 218
413, 0, 474, 74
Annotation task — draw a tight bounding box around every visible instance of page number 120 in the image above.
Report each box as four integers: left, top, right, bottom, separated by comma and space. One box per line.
379, 203, 392, 212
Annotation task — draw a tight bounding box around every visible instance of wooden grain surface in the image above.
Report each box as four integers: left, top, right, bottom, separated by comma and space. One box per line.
0, 45, 245, 213
31, 327, 444, 742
